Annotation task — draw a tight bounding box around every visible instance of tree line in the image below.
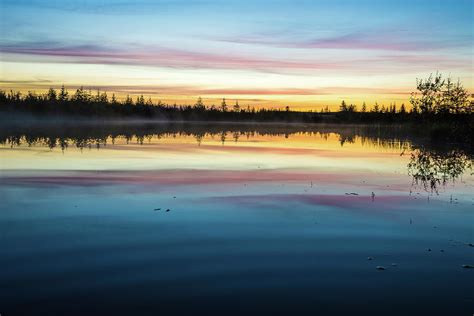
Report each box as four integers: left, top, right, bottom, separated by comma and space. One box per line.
0, 73, 472, 123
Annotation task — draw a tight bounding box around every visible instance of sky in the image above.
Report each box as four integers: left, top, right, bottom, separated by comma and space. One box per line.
0, 0, 472, 110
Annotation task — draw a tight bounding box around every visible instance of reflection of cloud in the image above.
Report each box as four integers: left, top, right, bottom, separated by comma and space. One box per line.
209, 193, 411, 210
0, 169, 346, 187
0, 167, 409, 194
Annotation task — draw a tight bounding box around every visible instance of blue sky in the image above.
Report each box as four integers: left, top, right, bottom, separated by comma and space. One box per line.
1, 0, 472, 108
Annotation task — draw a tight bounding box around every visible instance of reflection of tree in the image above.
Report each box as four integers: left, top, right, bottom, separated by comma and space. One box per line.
339, 134, 355, 146
194, 133, 204, 146
408, 149, 472, 193
232, 132, 240, 142
220, 131, 226, 145
1, 123, 471, 178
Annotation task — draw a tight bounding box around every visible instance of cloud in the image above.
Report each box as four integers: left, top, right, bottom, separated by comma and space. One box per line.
1, 38, 470, 77
291, 33, 443, 51
0, 79, 53, 84
0, 80, 412, 97
102, 86, 411, 97
1, 0, 210, 15
0, 41, 346, 73
216, 30, 472, 52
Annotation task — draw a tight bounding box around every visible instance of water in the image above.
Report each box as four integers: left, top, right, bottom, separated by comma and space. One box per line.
0, 123, 472, 315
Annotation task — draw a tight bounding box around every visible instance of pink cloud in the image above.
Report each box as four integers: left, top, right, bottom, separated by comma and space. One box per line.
0, 43, 343, 72
2, 39, 469, 79
217, 31, 470, 52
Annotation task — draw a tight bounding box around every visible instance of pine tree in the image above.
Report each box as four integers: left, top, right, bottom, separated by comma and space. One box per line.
233, 100, 240, 112
125, 95, 133, 106
195, 97, 205, 110
340, 100, 347, 112
58, 85, 68, 102
372, 102, 380, 113
399, 103, 406, 114
136, 95, 145, 106
47, 87, 57, 102
221, 98, 227, 112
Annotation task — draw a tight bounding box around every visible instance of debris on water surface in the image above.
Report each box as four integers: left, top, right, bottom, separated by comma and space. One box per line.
376, 266, 386, 270
468, 243, 474, 247
427, 248, 432, 252
154, 208, 161, 211
440, 249, 445, 252
391, 263, 397, 267
462, 265, 474, 269
166, 209, 171, 212
367, 257, 373, 260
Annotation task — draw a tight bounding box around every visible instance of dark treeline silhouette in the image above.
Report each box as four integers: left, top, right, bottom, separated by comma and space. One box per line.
1, 73, 472, 125
0, 87, 316, 123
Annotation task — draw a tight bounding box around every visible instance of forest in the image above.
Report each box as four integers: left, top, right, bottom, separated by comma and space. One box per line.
0, 73, 472, 125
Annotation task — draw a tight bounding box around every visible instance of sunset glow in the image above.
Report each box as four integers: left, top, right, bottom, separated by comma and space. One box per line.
1, 0, 472, 110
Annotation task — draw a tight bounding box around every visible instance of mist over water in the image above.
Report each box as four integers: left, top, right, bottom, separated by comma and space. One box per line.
1, 123, 473, 316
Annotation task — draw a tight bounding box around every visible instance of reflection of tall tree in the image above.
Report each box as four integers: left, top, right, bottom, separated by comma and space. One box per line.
339, 134, 355, 146
220, 131, 227, 145
0, 123, 471, 159
232, 132, 240, 142
408, 149, 472, 193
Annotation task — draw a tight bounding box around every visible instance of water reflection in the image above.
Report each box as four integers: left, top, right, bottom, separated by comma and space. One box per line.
1, 123, 473, 316
0, 122, 419, 150
1, 122, 472, 190
408, 149, 472, 193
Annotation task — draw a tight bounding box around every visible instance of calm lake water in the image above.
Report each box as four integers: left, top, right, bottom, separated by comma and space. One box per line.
0, 122, 472, 315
